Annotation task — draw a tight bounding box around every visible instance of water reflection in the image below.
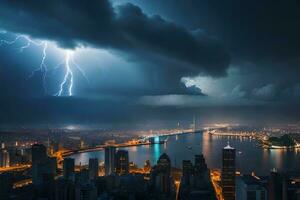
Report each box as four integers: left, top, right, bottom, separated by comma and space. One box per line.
69, 132, 300, 175
269, 149, 284, 170
202, 132, 210, 158
153, 143, 161, 163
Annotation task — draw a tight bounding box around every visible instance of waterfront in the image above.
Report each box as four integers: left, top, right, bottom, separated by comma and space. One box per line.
69, 131, 300, 175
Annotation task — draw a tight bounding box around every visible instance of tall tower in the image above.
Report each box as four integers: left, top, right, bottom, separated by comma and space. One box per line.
31, 144, 57, 186
0, 149, 10, 167
156, 153, 171, 194
115, 150, 129, 175
104, 146, 116, 175
63, 157, 75, 181
194, 154, 207, 176
31, 144, 47, 163
182, 160, 193, 186
88, 158, 99, 180
222, 143, 236, 200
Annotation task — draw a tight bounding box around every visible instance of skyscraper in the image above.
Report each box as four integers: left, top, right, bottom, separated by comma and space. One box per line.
115, 150, 129, 175
194, 154, 208, 176
1, 141, 5, 149
0, 149, 10, 167
182, 160, 194, 186
150, 153, 172, 195
63, 158, 75, 181
88, 158, 99, 180
104, 146, 116, 175
31, 144, 47, 163
222, 143, 236, 200
31, 144, 57, 186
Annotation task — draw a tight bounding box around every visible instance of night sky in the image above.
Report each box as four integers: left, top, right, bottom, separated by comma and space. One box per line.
0, 0, 300, 127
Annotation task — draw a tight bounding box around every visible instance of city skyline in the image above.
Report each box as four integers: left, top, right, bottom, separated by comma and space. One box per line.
1, 1, 300, 199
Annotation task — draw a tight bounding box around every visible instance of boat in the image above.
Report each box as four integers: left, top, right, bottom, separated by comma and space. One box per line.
186, 146, 192, 150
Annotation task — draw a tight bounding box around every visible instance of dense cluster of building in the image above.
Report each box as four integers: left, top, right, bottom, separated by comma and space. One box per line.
1, 140, 300, 200
0, 141, 32, 167
179, 154, 215, 199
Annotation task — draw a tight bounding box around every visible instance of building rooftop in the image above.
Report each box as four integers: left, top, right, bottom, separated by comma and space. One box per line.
224, 142, 234, 150
158, 153, 170, 162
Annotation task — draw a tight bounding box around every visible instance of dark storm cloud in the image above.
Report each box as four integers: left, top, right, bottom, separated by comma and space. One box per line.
0, 0, 230, 91
251, 83, 300, 102
131, 0, 300, 63
129, 0, 300, 101
1, 0, 300, 126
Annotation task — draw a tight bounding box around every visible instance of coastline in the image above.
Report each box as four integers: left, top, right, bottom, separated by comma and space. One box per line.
207, 131, 300, 150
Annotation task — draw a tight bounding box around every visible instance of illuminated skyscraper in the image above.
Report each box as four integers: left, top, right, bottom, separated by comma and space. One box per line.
115, 150, 129, 175
222, 143, 236, 200
105, 146, 116, 175
0, 141, 5, 149
0, 149, 10, 167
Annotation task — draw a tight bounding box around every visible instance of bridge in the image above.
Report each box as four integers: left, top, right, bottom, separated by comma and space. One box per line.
59, 129, 202, 159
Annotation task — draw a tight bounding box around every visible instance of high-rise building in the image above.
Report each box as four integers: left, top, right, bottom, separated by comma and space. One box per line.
0, 149, 10, 167
32, 156, 57, 186
1, 141, 5, 149
104, 146, 116, 175
0, 173, 13, 199
194, 154, 208, 175
48, 156, 57, 175
150, 153, 172, 195
31, 144, 57, 186
222, 143, 236, 200
115, 150, 129, 175
179, 155, 216, 200
32, 144, 47, 163
63, 158, 75, 181
88, 158, 99, 180
182, 160, 194, 186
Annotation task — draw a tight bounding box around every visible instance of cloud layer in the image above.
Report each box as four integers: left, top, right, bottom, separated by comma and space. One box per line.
0, 0, 230, 96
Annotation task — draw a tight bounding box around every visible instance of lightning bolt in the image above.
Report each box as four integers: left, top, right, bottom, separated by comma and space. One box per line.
57, 51, 73, 96
0, 32, 89, 97
27, 42, 49, 94
0, 35, 44, 52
